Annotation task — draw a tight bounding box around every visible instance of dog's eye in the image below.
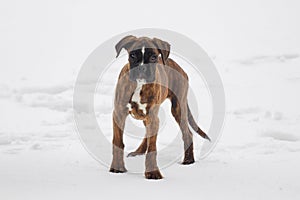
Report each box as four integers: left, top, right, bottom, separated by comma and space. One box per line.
150, 55, 157, 62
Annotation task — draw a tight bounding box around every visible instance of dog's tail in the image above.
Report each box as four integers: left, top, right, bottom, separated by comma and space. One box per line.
187, 103, 211, 142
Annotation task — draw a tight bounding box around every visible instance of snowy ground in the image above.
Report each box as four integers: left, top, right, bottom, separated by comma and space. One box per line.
1, 0, 300, 199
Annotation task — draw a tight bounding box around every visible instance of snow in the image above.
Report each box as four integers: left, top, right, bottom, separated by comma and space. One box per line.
1, 0, 300, 199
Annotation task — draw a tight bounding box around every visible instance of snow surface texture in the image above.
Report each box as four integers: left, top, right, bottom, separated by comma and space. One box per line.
1, 0, 300, 200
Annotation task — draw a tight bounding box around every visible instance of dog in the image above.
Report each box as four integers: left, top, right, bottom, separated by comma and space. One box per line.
109, 35, 210, 179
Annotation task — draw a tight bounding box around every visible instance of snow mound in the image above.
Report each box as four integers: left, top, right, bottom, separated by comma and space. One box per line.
262, 130, 299, 142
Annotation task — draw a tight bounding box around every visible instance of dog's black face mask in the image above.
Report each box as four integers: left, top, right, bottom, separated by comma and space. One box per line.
115, 36, 170, 83
128, 48, 158, 82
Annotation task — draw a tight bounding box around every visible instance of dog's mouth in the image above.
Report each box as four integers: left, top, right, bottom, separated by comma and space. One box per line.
129, 71, 154, 83
136, 73, 148, 80
136, 78, 146, 84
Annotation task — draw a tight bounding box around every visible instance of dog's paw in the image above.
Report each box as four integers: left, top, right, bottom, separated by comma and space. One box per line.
127, 151, 145, 157
145, 170, 163, 180
182, 157, 195, 165
109, 166, 127, 173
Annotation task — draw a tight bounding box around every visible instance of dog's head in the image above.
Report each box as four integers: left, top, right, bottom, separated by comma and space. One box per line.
115, 35, 170, 82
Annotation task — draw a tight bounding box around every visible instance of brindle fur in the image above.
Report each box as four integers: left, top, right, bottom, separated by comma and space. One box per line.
110, 36, 210, 179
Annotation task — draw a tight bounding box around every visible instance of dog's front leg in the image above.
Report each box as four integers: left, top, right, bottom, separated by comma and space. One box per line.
110, 110, 127, 173
144, 107, 163, 179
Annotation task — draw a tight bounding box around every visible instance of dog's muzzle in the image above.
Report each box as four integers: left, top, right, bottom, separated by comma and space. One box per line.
129, 64, 156, 82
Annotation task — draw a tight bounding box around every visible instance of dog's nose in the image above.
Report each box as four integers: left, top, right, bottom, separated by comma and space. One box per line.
138, 65, 146, 72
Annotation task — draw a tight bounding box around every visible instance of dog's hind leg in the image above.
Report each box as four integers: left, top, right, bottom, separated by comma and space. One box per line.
170, 96, 195, 165
127, 136, 147, 157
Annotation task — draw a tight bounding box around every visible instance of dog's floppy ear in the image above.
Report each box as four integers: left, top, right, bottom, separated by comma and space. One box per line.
115, 35, 137, 58
153, 38, 170, 65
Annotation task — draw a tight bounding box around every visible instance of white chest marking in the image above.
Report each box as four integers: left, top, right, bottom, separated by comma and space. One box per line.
128, 79, 147, 115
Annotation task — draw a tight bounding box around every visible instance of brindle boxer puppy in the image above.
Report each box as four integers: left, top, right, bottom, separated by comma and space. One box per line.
110, 35, 210, 179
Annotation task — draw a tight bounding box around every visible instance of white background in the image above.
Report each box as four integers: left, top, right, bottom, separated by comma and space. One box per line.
0, 0, 300, 199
